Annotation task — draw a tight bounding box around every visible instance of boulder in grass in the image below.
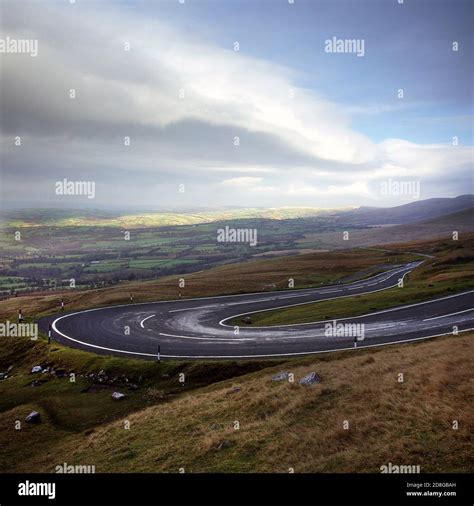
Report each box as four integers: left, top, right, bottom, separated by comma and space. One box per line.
299, 372, 321, 386
25, 411, 41, 424
272, 372, 289, 382
0, 372, 7, 380
216, 440, 232, 451
31, 366, 42, 374
112, 392, 125, 401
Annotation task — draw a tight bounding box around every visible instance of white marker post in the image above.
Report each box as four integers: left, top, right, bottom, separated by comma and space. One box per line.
157, 345, 161, 362
18, 309, 23, 323
48, 324, 52, 344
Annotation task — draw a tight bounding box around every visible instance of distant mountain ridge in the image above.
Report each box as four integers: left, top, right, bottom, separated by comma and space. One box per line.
0, 195, 472, 228
338, 195, 473, 226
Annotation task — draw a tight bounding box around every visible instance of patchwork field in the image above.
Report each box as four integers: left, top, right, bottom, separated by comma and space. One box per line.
0, 247, 417, 321
0, 233, 472, 473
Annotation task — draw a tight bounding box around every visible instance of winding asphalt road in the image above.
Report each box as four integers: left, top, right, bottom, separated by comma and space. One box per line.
39, 261, 474, 359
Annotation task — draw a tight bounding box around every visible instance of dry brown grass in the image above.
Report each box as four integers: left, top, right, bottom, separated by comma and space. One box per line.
3, 333, 472, 473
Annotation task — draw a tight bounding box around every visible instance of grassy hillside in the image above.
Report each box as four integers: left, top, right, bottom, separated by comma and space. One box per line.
1, 333, 472, 472
0, 236, 472, 473
239, 236, 474, 326
339, 194, 473, 225
299, 208, 474, 249
0, 248, 416, 321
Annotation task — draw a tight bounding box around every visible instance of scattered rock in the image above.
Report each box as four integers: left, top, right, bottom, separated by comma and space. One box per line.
128, 384, 139, 391
299, 372, 321, 386
112, 392, 125, 400
25, 411, 41, 424
54, 368, 66, 378
7, 365, 14, 373
31, 366, 42, 374
30, 379, 46, 387
230, 387, 241, 393
216, 440, 232, 450
0, 372, 7, 380
161, 374, 170, 379
272, 372, 289, 382
241, 316, 252, 324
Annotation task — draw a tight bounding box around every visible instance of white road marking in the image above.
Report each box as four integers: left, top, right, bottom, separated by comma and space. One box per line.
228, 298, 272, 306
219, 269, 418, 327
221, 283, 473, 329
279, 294, 311, 299
50, 260, 460, 360
158, 331, 254, 342
139, 314, 155, 328
169, 304, 218, 313
423, 308, 474, 321
49, 322, 474, 359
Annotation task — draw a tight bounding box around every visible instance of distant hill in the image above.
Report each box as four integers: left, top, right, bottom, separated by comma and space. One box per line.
338, 195, 473, 226
304, 207, 474, 249
1, 195, 472, 229
0, 206, 346, 228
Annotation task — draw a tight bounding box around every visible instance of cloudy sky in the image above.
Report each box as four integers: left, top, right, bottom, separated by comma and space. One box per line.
0, 0, 472, 210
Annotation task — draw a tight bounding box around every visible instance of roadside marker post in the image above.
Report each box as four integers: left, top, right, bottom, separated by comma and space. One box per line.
48, 324, 52, 344
157, 345, 161, 362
